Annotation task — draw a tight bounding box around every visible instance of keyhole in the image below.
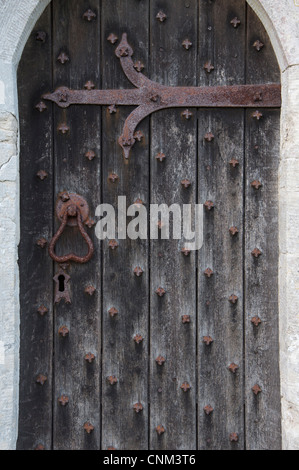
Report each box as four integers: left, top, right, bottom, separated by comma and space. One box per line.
58, 275, 65, 292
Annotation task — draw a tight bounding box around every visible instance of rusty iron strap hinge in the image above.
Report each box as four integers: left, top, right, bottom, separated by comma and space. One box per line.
43, 33, 281, 159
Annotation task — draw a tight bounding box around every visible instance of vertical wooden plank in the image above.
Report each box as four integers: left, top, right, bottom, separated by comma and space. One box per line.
52, 0, 101, 450
17, 6, 53, 450
245, 5, 281, 450
101, 0, 149, 450
197, 0, 246, 450
150, 0, 198, 450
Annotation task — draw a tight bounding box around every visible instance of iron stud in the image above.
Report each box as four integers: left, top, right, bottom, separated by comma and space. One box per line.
203, 336, 213, 346
204, 405, 214, 415
134, 266, 144, 277
252, 110, 263, 120
35, 101, 47, 113
182, 315, 191, 324
36, 238, 47, 248
229, 294, 238, 304
85, 150, 96, 161
230, 433, 239, 442
36, 375, 47, 385
85, 218, 96, 228
37, 305, 48, 316
204, 200, 214, 211
155, 152, 166, 162
156, 356, 166, 366
57, 52, 69, 64
156, 425, 165, 435
36, 170, 48, 180
251, 180, 262, 190
134, 130, 144, 142
181, 248, 191, 257
251, 316, 262, 327
156, 11, 167, 22
58, 395, 69, 406
134, 61, 145, 72
134, 198, 143, 208
84, 81, 95, 90
108, 172, 119, 183
108, 307, 118, 318
230, 17, 241, 28
58, 123, 70, 134
204, 61, 214, 73
181, 382, 191, 392
182, 109, 192, 120
229, 226, 239, 236
134, 334, 144, 344
156, 287, 166, 297
107, 33, 118, 44
107, 376, 118, 385
35, 444, 45, 450
85, 285, 96, 296
204, 132, 214, 142
133, 403, 143, 413
251, 248, 262, 258
181, 178, 191, 189
84, 422, 94, 434
252, 384, 262, 395
83, 9, 97, 22
85, 352, 95, 363
108, 239, 118, 250
182, 39, 192, 50
35, 31, 47, 42
58, 325, 69, 338
204, 268, 214, 278
228, 363, 239, 374
254, 92, 263, 102
229, 158, 239, 168
253, 40, 264, 51
108, 104, 117, 114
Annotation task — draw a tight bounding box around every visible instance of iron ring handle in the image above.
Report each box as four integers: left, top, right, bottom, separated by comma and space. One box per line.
49, 205, 94, 264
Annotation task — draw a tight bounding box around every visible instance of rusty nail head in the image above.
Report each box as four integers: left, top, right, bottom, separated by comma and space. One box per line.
107, 33, 118, 44
58, 325, 69, 337
134, 266, 144, 277
181, 248, 191, 257
182, 109, 192, 119
37, 305, 48, 316
252, 384, 262, 395
107, 375, 118, 385
134, 334, 144, 344
58, 395, 69, 406
109, 307, 118, 317
251, 180, 262, 190
156, 11, 167, 22
85, 352, 95, 363
204, 268, 214, 278
204, 405, 214, 415
181, 179, 191, 189
229, 294, 238, 304
37, 237, 47, 248
156, 287, 166, 297
181, 382, 191, 392
230, 433, 239, 442
109, 239, 119, 250
253, 40, 264, 51
59, 262, 70, 271
57, 52, 69, 64
230, 17, 241, 28
107, 447, 116, 450
36, 374, 47, 385
229, 226, 239, 236
252, 110, 263, 120
156, 152, 166, 162
134, 130, 144, 142
182, 314, 191, 324
37, 170, 48, 181
134, 198, 143, 207
229, 158, 239, 168
156, 356, 166, 366
251, 248, 262, 258
254, 92, 263, 102
35, 31, 47, 42
58, 122, 70, 134
84, 81, 95, 90
251, 316, 262, 327
35, 444, 45, 450
204, 61, 214, 73
85, 285, 96, 296
35, 101, 47, 113
85, 218, 96, 229
60, 191, 70, 202
83, 9, 97, 21
85, 150, 96, 161
182, 39, 192, 50
134, 61, 144, 72
204, 132, 214, 142
228, 363, 239, 374
156, 425, 165, 435
108, 172, 119, 183
203, 336, 213, 346
204, 200, 214, 211
133, 403, 143, 413
108, 104, 117, 114
84, 422, 94, 434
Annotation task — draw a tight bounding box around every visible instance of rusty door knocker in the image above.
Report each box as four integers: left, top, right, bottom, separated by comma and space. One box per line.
49, 192, 94, 264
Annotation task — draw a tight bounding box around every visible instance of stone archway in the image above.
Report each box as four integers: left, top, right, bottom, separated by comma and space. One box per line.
0, 0, 298, 450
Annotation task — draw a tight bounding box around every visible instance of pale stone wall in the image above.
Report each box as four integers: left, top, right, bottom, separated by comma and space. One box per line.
0, 0, 298, 450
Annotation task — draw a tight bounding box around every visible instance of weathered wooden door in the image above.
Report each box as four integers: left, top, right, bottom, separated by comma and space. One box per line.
17, 0, 281, 450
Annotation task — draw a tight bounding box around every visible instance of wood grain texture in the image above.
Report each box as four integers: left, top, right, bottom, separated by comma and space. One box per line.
17, 5, 53, 450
